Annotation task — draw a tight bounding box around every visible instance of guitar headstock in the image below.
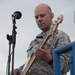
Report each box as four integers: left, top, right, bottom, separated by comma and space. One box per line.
56, 14, 63, 24
47, 13, 64, 37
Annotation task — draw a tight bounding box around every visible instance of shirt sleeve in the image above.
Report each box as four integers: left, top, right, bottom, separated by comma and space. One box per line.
56, 31, 71, 73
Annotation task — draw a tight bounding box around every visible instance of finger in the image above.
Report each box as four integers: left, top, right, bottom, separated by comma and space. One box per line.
42, 46, 48, 50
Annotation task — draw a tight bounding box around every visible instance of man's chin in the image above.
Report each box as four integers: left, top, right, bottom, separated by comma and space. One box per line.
40, 28, 47, 32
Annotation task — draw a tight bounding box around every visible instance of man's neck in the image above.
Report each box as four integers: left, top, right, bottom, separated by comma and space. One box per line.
42, 28, 50, 33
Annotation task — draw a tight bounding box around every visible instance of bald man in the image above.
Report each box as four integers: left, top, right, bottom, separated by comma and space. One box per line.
10, 4, 70, 75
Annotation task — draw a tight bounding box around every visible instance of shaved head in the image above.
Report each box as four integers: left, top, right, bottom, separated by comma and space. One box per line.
34, 3, 54, 32
34, 4, 52, 14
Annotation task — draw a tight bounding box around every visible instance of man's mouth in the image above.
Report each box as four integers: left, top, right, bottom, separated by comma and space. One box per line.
38, 23, 44, 26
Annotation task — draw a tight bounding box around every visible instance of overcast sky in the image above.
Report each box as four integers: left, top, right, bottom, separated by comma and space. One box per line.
0, 0, 75, 75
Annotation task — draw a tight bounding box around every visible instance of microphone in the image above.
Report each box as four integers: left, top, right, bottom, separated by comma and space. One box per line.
12, 11, 22, 19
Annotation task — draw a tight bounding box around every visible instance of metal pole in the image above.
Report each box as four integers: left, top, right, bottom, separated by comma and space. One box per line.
53, 41, 75, 75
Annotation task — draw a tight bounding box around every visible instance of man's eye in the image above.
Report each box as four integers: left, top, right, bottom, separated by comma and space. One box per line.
35, 16, 38, 19
35, 14, 45, 19
40, 14, 45, 17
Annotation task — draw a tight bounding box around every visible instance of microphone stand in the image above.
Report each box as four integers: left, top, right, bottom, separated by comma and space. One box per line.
11, 15, 17, 75
6, 15, 17, 75
6, 11, 22, 75
6, 34, 12, 75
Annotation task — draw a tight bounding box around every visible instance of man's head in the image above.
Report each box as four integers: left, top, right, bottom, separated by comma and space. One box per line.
34, 4, 54, 32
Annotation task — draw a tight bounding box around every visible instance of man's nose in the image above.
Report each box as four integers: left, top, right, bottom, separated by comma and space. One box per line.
38, 16, 42, 22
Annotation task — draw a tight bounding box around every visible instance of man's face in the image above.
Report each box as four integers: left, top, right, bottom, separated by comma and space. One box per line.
34, 5, 53, 32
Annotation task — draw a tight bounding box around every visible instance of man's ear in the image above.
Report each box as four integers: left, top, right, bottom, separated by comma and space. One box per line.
51, 13, 54, 19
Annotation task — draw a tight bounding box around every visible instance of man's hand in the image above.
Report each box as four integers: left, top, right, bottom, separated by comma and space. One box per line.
34, 46, 52, 62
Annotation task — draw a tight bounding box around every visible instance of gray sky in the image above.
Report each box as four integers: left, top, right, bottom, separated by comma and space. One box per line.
0, 0, 75, 75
